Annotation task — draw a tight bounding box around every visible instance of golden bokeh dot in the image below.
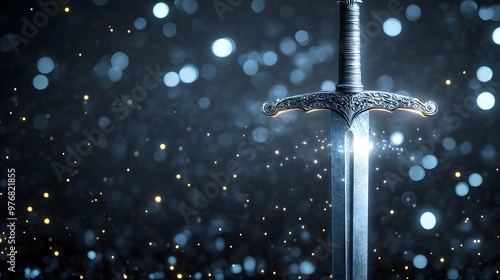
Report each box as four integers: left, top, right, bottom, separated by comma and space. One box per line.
455, 171, 461, 178
84, 94, 89, 100
54, 251, 60, 256
64, 7, 70, 12
445, 79, 451, 85
43, 192, 49, 198
177, 274, 182, 279
44, 218, 50, 224
155, 196, 162, 203
160, 143, 166, 150
176, 174, 181, 179
27, 206, 33, 212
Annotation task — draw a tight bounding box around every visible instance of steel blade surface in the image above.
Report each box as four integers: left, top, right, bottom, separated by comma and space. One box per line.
331, 111, 369, 279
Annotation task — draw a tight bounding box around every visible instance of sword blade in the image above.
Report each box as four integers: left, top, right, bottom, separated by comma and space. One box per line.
331, 111, 369, 279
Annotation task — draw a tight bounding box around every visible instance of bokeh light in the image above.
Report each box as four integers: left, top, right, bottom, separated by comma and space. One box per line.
409, 166, 425, 181
162, 22, 177, 38
478, 6, 495, 21
181, 0, 198, 14
422, 155, 438, 170
443, 137, 456, 150
243, 256, 256, 273
179, 65, 199, 83
33, 74, 49, 90
299, 260, 316, 275
476, 66, 493, 82
212, 38, 235, 58
280, 37, 297, 56
406, 4, 422, 21
476, 92, 495, 110
455, 182, 469, 197
87, 251, 96, 260
447, 268, 459, 280
383, 18, 402, 37
134, 17, 147, 30
231, 264, 242, 274
33, 115, 48, 130
252, 127, 269, 143
459, 142, 473, 154
321, 80, 335, 91
460, 0, 478, 15
468, 173, 483, 187
390, 131, 404, 146
413, 254, 428, 269
251, 0, 265, 13
108, 67, 122, 82
420, 212, 437, 230
198, 97, 211, 109
111, 52, 129, 70
164, 72, 180, 87
493, 27, 500, 45
376, 75, 394, 92
295, 30, 310, 46
37, 57, 54, 74
243, 60, 258, 76
262, 51, 278, 66
153, 2, 169, 19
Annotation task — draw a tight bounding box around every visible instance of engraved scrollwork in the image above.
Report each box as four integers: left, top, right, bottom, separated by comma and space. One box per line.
262, 91, 438, 126
359, 91, 438, 117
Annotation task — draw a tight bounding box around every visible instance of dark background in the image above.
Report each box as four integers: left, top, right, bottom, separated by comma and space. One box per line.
0, 0, 499, 279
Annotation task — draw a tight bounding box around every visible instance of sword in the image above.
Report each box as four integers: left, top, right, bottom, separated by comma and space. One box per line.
262, 1, 438, 279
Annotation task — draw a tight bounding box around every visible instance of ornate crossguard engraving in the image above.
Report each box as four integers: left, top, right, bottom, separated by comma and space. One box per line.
263, 91, 438, 126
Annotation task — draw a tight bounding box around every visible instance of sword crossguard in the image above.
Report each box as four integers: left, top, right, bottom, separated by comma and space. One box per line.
262, 91, 438, 126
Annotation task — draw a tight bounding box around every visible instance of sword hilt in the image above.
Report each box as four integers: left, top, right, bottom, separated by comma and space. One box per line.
337, 0, 363, 93
261, 0, 438, 126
